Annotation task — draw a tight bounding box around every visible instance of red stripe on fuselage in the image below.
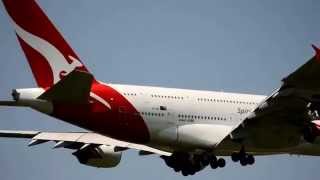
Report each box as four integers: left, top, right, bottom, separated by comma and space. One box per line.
51, 82, 150, 144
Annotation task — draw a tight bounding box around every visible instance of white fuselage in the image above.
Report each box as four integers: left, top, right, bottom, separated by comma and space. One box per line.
109, 84, 266, 151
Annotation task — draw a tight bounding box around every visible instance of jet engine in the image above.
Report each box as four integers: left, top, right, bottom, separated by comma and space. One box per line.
72, 145, 122, 168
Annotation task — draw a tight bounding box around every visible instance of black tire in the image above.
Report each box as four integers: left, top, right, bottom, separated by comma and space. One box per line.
189, 169, 196, 176
247, 155, 255, 165
231, 152, 239, 162
210, 159, 218, 169
210, 155, 217, 162
240, 157, 247, 166
181, 170, 189, 176
217, 158, 226, 168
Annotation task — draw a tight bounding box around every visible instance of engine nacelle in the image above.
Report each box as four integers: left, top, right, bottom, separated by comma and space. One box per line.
12, 88, 53, 114
73, 145, 122, 168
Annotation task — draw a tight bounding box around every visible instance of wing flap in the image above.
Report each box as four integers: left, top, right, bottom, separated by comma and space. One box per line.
33, 132, 172, 156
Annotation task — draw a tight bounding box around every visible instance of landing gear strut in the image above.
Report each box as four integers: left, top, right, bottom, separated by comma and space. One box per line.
231, 147, 255, 166
303, 124, 319, 143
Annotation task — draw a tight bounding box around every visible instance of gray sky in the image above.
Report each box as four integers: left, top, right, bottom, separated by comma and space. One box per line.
0, 0, 320, 179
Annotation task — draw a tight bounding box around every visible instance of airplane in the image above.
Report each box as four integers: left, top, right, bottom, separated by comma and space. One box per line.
1, 0, 320, 176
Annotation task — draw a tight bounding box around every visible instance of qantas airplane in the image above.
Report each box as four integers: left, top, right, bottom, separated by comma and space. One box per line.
1, 0, 320, 176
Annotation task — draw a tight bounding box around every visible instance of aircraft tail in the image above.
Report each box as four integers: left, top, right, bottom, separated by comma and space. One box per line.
2, 0, 91, 88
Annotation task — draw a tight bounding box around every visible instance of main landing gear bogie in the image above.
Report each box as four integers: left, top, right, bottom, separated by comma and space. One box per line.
209, 155, 226, 169
231, 147, 255, 166
163, 148, 255, 175
162, 152, 227, 176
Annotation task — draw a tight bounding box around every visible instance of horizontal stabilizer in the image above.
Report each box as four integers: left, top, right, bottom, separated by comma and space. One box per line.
0, 101, 19, 106
0, 130, 39, 138
38, 70, 94, 104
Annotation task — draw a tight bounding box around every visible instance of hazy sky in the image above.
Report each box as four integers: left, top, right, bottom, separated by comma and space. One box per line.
0, 0, 320, 179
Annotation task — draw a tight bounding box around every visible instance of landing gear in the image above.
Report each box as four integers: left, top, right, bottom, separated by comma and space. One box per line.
231, 147, 255, 166
209, 156, 225, 169
303, 125, 319, 143
217, 158, 226, 167
162, 152, 226, 176
209, 156, 218, 169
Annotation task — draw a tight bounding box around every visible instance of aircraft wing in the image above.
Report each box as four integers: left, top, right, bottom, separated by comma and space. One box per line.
0, 130, 172, 156
230, 45, 320, 149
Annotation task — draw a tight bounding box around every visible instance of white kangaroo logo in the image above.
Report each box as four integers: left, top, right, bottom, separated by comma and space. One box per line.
13, 22, 112, 110
13, 22, 83, 84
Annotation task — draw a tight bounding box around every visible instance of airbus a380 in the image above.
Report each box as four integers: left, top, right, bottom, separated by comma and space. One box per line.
1, 0, 320, 176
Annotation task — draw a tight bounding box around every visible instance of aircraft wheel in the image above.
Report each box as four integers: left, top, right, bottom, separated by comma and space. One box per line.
188, 169, 196, 176
231, 152, 240, 162
181, 169, 189, 176
217, 158, 226, 168
240, 157, 248, 166
210, 156, 218, 169
247, 154, 255, 165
